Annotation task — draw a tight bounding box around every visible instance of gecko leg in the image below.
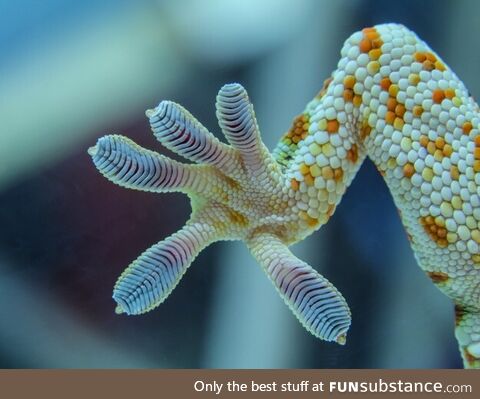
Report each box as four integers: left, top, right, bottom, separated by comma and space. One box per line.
90, 22, 480, 368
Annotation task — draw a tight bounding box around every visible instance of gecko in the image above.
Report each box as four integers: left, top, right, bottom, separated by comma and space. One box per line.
89, 24, 480, 368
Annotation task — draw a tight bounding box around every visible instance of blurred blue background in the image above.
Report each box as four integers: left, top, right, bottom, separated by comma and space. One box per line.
0, 0, 479, 368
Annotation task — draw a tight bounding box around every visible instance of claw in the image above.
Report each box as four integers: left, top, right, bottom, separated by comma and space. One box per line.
145, 108, 156, 118
336, 333, 347, 345
87, 144, 98, 157
115, 305, 125, 315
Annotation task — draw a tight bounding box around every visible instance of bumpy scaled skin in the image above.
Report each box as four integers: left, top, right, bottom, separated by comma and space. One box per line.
89, 24, 480, 368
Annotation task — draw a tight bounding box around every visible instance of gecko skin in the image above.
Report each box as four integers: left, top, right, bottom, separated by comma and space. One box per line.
89, 24, 480, 368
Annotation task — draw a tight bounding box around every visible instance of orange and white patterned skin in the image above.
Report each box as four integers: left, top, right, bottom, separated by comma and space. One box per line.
90, 23, 480, 368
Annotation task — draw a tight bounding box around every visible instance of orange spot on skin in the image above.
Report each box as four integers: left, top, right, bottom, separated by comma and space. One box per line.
306, 216, 319, 228
414, 52, 426, 62
435, 137, 445, 150
450, 166, 460, 180
475, 136, 480, 146
304, 173, 314, 186
415, 53, 443, 70
409, 73, 420, 85
474, 160, 480, 173
380, 77, 391, 91
455, 304, 465, 326
371, 38, 383, 49
388, 84, 399, 97
347, 144, 359, 162
290, 179, 299, 191
364, 30, 379, 40
334, 168, 344, 182
285, 114, 310, 144
434, 149, 443, 161
299, 163, 309, 175
359, 39, 371, 53
360, 123, 371, 141
353, 95, 362, 107
403, 163, 415, 178
387, 97, 397, 111
368, 48, 382, 60
427, 271, 450, 284
228, 209, 248, 227
326, 119, 339, 133
463, 122, 473, 134
435, 61, 446, 71
343, 89, 354, 102
321, 167, 334, 180
437, 228, 447, 238
395, 104, 405, 118
367, 61, 380, 74
474, 148, 480, 160
419, 135, 429, 147
420, 216, 448, 248
445, 88, 455, 99
385, 111, 396, 124
413, 105, 423, 117
393, 117, 404, 130
343, 75, 355, 89
425, 52, 437, 62
395, 104, 406, 118
432, 89, 445, 103
223, 175, 240, 192
427, 141, 436, 155
443, 144, 453, 157
423, 60, 435, 71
